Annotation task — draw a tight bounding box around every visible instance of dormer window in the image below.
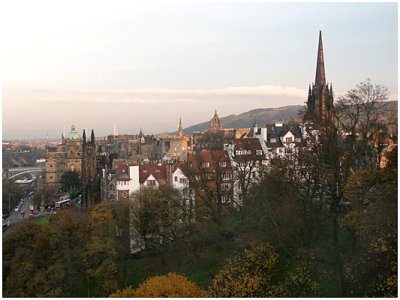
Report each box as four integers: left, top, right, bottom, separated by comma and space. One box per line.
285, 137, 293, 143
270, 138, 276, 143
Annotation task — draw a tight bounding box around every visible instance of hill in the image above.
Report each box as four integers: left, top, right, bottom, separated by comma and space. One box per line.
183, 105, 305, 134
181, 101, 397, 135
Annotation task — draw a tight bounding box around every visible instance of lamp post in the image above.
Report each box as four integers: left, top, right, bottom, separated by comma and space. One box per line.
8, 193, 14, 215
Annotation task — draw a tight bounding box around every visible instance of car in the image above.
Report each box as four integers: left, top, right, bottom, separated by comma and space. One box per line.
28, 214, 35, 219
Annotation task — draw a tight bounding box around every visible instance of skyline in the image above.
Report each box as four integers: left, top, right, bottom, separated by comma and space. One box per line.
2, 1, 398, 139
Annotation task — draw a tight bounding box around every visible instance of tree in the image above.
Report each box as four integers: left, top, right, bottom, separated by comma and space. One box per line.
334, 79, 392, 176
134, 272, 205, 297
109, 286, 136, 297
208, 243, 317, 297
84, 201, 118, 296
342, 150, 397, 297
60, 170, 80, 196
130, 186, 189, 253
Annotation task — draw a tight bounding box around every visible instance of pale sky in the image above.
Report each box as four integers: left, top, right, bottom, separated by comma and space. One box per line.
1, 1, 398, 139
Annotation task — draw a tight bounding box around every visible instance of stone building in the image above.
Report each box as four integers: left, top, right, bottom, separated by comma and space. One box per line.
45, 125, 83, 188
81, 129, 98, 208
210, 110, 223, 133
152, 118, 192, 162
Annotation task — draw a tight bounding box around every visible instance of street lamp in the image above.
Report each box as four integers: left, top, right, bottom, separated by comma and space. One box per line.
8, 193, 14, 215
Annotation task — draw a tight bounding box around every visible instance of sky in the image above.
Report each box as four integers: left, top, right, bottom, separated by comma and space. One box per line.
1, 0, 398, 139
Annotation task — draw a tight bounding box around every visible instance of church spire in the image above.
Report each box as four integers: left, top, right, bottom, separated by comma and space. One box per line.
82, 129, 86, 144
91, 129, 95, 144
178, 117, 183, 137
315, 30, 326, 88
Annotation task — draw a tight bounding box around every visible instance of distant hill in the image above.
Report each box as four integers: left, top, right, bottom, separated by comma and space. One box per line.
182, 101, 397, 135
183, 105, 306, 134
2, 148, 46, 169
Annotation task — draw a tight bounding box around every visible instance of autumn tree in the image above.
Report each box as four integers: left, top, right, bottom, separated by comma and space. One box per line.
134, 272, 205, 297
84, 201, 118, 296
208, 243, 317, 297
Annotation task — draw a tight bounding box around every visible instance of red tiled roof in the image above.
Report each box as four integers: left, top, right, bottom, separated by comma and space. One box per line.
139, 164, 167, 184
115, 164, 129, 176
189, 150, 232, 173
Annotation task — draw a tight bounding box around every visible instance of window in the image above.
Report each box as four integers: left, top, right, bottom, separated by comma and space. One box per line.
256, 150, 263, 155
270, 138, 276, 143
235, 150, 242, 155
147, 180, 156, 186
239, 162, 246, 168
247, 150, 252, 155
174, 176, 178, 182
279, 148, 284, 154
221, 183, 231, 191
295, 138, 302, 143
202, 162, 209, 168
221, 195, 230, 203
285, 137, 293, 143
222, 172, 231, 180
219, 162, 227, 167
179, 178, 187, 184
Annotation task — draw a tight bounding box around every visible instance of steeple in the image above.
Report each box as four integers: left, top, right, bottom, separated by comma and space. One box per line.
82, 129, 87, 144
315, 30, 326, 88
178, 117, 183, 137
91, 129, 95, 144
304, 30, 334, 125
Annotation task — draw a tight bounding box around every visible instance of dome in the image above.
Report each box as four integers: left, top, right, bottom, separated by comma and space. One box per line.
66, 124, 80, 140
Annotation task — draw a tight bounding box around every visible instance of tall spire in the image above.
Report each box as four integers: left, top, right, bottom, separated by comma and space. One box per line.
178, 117, 183, 137
82, 129, 87, 144
91, 129, 95, 144
315, 30, 326, 88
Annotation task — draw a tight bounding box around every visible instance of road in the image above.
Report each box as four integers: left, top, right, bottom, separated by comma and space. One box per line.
3, 192, 47, 230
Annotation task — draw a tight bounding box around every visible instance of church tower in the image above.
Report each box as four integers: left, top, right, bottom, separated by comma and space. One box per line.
82, 129, 98, 209
304, 31, 334, 125
210, 109, 223, 133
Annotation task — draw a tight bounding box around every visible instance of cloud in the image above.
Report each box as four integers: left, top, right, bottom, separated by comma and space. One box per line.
7, 85, 306, 105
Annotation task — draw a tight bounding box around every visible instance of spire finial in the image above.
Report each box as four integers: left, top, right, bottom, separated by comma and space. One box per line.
315, 29, 326, 88
178, 117, 183, 137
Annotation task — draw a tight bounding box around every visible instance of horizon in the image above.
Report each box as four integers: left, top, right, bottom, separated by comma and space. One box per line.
2, 1, 398, 139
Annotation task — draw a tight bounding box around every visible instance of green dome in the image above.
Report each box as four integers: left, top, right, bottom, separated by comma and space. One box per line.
66, 125, 80, 140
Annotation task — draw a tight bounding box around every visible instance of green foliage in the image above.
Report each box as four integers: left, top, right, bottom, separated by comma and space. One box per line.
342, 163, 397, 297
60, 170, 80, 194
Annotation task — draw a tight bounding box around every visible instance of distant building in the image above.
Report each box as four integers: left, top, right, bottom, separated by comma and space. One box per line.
304, 30, 334, 125
152, 118, 193, 162
210, 110, 223, 133
45, 125, 83, 188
